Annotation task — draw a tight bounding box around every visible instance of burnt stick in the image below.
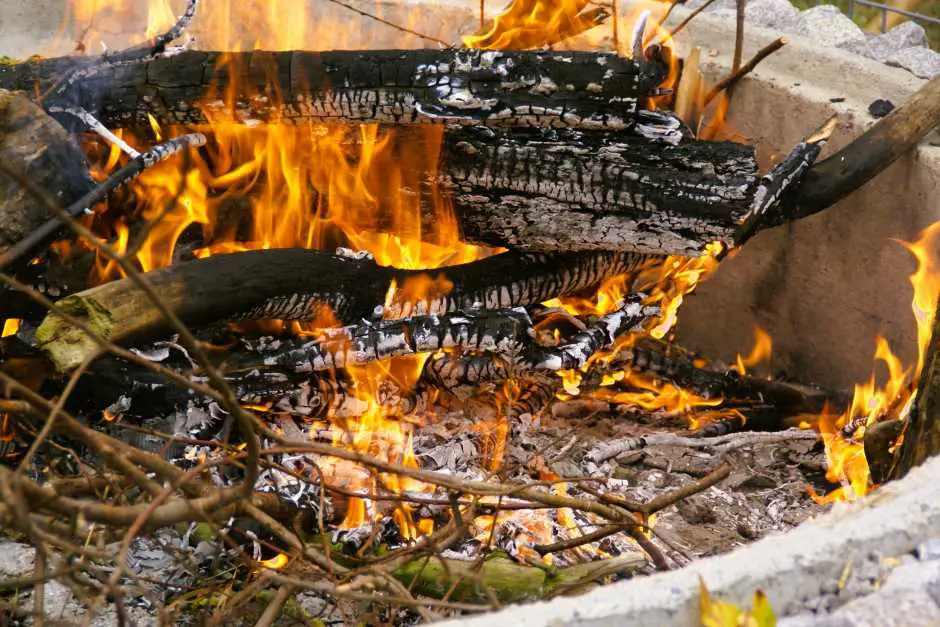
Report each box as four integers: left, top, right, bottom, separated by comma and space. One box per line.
0, 133, 207, 272
35, 249, 657, 372
0, 49, 669, 131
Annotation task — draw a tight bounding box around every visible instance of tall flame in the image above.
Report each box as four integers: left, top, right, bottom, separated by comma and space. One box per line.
813, 221, 940, 504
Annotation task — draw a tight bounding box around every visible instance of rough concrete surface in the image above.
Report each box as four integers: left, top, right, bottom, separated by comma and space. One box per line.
443, 455, 940, 626
664, 11, 940, 393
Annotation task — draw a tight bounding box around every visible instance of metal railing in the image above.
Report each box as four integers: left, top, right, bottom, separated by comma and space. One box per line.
812, 0, 940, 34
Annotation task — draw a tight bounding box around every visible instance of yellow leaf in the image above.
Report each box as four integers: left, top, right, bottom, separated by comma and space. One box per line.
699, 578, 777, 627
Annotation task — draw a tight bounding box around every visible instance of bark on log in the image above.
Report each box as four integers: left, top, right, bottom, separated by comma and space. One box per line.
0, 49, 669, 131
0, 89, 94, 258
443, 125, 757, 256
392, 552, 646, 604
891, 299, 940, 480
35, 249, 656, 372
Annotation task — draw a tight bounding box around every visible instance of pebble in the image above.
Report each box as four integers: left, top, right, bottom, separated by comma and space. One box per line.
868, 99, 895, 118
681, 0, 934, 81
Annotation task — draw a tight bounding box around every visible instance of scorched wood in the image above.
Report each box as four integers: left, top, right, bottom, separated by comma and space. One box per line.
443, 125, 758, 255
35, 249, 657, 372
0, 89, 94, 259
0, 49, 669, 131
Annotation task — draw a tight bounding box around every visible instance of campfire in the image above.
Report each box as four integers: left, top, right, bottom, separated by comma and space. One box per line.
1, 0, 939, 623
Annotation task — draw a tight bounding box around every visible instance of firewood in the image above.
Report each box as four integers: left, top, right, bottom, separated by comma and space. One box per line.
891, 298, 940, 479
0, 49, 669, 131
0, 89, 94, 260
789, 73, 940, 225
34, 249, 656, 372
443, 124, 758, 256
0, 133, 207, 272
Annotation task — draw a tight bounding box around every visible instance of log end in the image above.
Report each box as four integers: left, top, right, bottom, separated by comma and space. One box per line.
36, 295, 112, 372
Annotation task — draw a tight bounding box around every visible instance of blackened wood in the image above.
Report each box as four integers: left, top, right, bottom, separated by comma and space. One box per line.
891, 298, 940, 479
0, 49, 668, 131
444, 125, 758, 256
0, 90, 94, 259
35, 249, 657, 372
0, 133, 206, 272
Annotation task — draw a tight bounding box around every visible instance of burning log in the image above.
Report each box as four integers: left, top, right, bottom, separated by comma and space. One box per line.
264, 294, 658, 373
0, 132, 207, 272
0, 49, 669, 131
0, 90, 94, 259
34, 249, 656, 372
444, 125, 758, 256
891, 298, 940, 480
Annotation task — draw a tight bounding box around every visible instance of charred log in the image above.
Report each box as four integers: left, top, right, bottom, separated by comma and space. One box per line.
34, 249, 657, 372
891, 298, 940, 479
0, 90, 95, 260
444, 124, 758, 256
0, 49, 669, 132
789, 74, 940, 226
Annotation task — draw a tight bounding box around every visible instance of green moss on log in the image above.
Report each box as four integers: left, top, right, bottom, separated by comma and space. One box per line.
35, 295, 114, 372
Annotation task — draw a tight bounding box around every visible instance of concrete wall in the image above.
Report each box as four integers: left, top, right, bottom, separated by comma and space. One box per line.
1, 0, 938, 391
668, 12, 940, 391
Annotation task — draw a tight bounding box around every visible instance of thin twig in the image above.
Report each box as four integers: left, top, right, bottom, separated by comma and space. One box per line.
665, 0, 718, 41
703, 36, 787, 106
733, 0, 746, 73
323, 0, 452, 47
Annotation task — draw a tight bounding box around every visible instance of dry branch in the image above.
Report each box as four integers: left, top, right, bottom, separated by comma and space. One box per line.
793, 73, 940, 223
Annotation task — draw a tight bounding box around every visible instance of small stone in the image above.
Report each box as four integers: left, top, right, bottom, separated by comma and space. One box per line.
886, 47, 940, 80
868, 99, 895, 118
676, 495, 718, 525
916, 538, 940, 561
794, 6, 866, 48
736, 521, 760, 540
840, 21, 929, 63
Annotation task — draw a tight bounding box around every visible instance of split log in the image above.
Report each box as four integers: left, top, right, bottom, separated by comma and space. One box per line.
0, 49, 669, 131
0, 89, 94, 258
34, 249, 656, 372
443, 124, 757, 256
891, 298, 940, 480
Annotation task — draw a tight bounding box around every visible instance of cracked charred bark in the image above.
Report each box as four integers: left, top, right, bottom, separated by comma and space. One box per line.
443, 125, 758, 256
0, 49, 668, 131
35, 248, 658, 372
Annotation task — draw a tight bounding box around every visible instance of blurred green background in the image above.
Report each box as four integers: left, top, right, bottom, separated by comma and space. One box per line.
790, 0, 940, 48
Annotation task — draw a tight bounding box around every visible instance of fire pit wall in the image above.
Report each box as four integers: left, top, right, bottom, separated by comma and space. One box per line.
2, 1, 940, 625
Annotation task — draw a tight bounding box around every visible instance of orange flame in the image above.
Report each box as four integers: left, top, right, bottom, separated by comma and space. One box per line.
813, 221, 940, 504
1, 319, 21, 338
734, 326, 772, 376
258, 552, 289, 570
